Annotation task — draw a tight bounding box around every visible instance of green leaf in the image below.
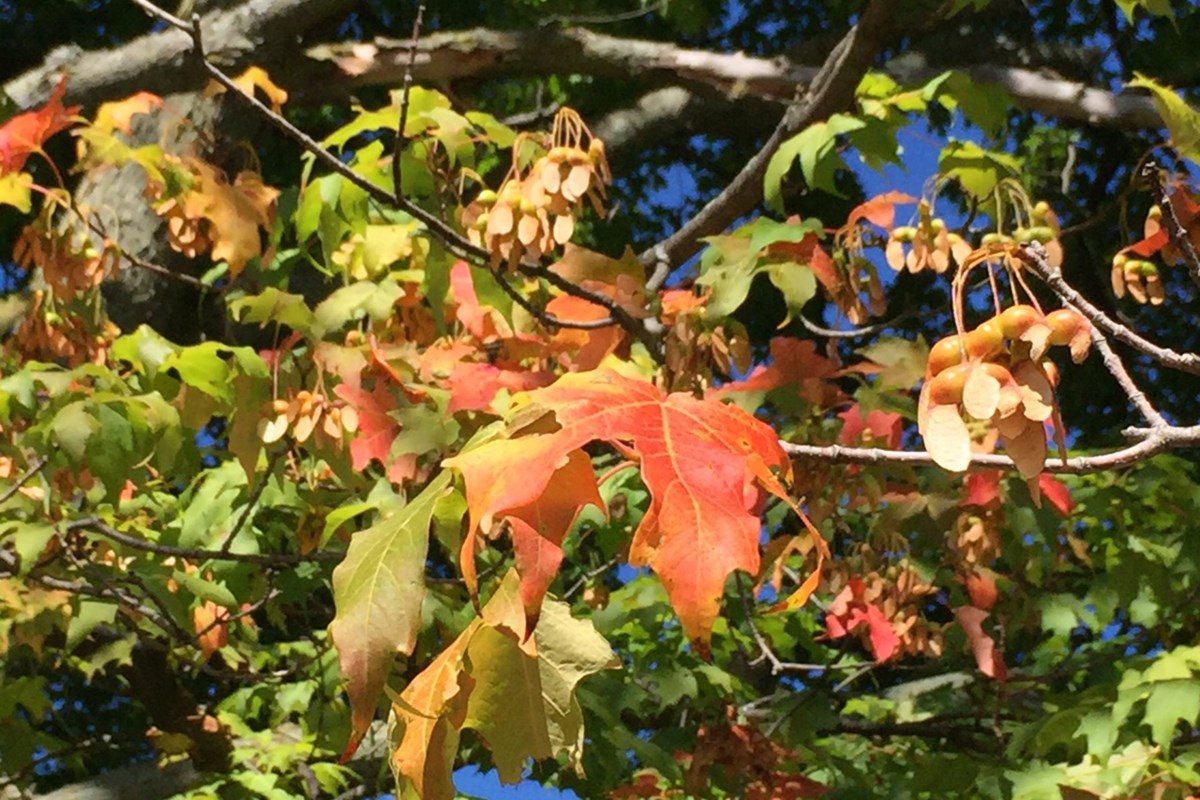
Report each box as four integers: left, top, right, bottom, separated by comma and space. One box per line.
1143, 679, 1200, 749
766, 261, 817, 318
940, 72, 1012, 138
463, 579, 619, 782
764, 114, 866, 211
172, 570, 238, 609
0, 171, 33, 212
1129, 73, 1200, 166
66, 599, 117, 652
746, 217, 824, 254
0, 522, 56, 577
230, 287, 314, 332
312, 280, 405, 338
938, 140, 1022, 199
1116, 0, 1174, 22
178, 461, 248, 549
330, 470, 453, 744
112, 325, 177, 377
51, 401, 100, 460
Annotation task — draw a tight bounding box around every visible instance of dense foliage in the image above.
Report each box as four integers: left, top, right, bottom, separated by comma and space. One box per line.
3, 1, 1200, 798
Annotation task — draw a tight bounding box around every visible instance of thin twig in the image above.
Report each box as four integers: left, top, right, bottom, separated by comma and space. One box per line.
799, 314, 891, 340
64, 516, 341, 565
0, 455, 48, 505
1089, 328, 1166, 428
563, 556, 620, 600
129, 0, 191, 30
1140, 162, 1200, 291
491, 270, 619, 330
782, 427, 1200, 474
1015, 243, 1200, 375
219, 448, 285, 553
522, 264, 662, 354
542, 0, 666, 26
391, 4, 426, 200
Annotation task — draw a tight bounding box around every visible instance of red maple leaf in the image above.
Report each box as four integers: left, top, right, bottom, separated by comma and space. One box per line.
1037, 473, 1073, 517
955, 605, 1007, 681
334, 382, 416, 483
837, 405, 902, 448
709, 337, 840, 405
846, 191, 916, 229
963, 470, 1003, 508
0, 76, 81, 174
822, 578, 900, 663
445, 368, 801, 644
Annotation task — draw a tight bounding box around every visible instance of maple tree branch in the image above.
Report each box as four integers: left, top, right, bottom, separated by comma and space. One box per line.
782, 424, 1200, 474
0, 455, 49, 506
822, 711, 1020, 742
302, 29, 1163, 134
638, 0, 895, 270
1139, 161, 1200, 291
490, 271, 619, 331
1, 545, 190, 646
1089, 327, 1166, 428
128, 0, 493, 268
1016, 244, 1200, 375
391, 3, 425, 203
63, 516, 341, 565
520, 264, 664, 356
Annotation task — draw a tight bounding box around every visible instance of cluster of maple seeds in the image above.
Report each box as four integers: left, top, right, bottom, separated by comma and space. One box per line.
1110, 252, 1164, 305
8, 290, 117, 367
954, 509, 1002, 565
824, 566, 943, 661
918, 303, 1092, 478
885, 201, 971, 274
13, 223, 120, 302
460, 109, 611, 271
1109, 187, 1200, 304
885, 199, 1063, 275
259, 389, 360, 446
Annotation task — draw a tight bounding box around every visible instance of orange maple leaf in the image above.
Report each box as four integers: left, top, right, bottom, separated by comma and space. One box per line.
846, 191, 916, 229
445, 369, 799, 645
708, 337, 840, 406
0, 75, 80, 174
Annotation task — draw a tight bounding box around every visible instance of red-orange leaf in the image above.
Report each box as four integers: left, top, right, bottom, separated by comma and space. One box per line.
1038, 473, 1073, 517
506, 449, 602, 635
334, 382, 416, 483
847, 191, 917, 229
445, 369, 796, 644
0, 76, 80, 174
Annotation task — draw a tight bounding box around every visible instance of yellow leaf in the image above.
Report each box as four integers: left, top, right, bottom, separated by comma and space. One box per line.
211, 66, 289, 112
0, 172, 33, 212
93, 91, 163, 134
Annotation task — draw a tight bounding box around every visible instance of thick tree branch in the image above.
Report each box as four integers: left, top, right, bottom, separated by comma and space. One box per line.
639, 0, 895, 268
5, 0, 358, 110
307, 27, 1161, 131
8, 15, 1162, 137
